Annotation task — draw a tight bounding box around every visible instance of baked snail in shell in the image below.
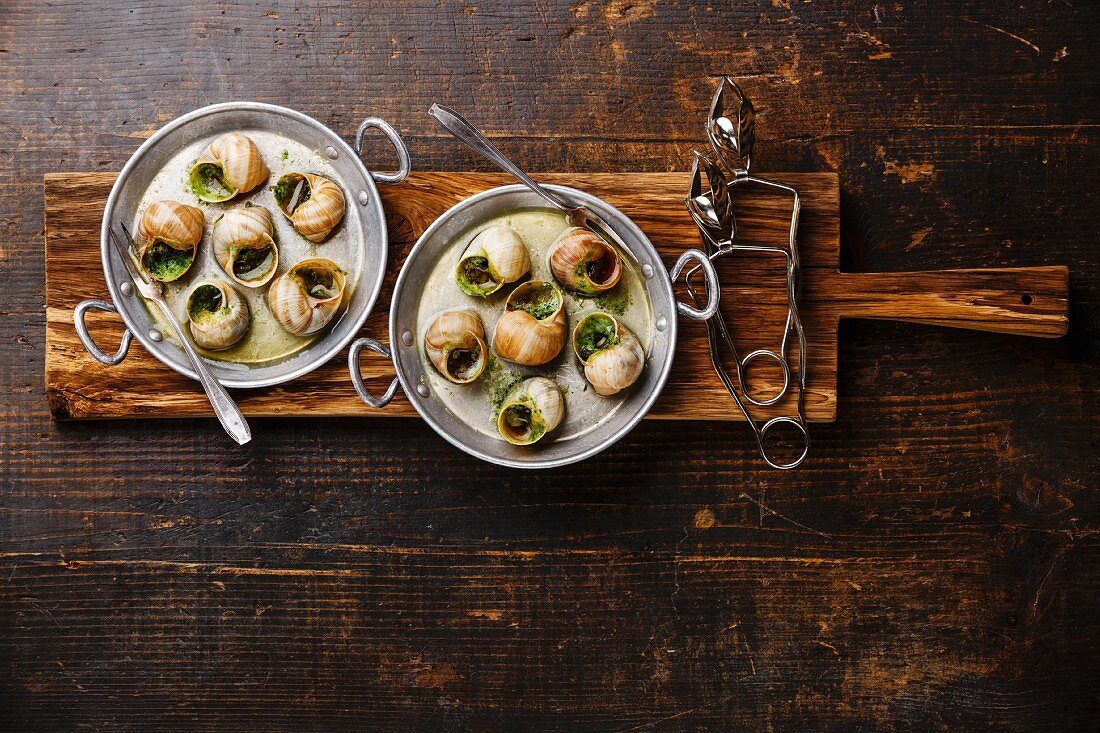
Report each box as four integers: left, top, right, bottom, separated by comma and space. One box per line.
492, 280, 567, 366
572, 312, 645, 396
211, 204, 279, 288
548, 227, 622, 295
188, 132, 269, 203
496, 376, 564, 446
424, 309, 488, 384
137, 199, 204, 283
267, 257, 346, 336
272, 172, 346, 243
184, 279, 250, 351
454, 224, 530, 297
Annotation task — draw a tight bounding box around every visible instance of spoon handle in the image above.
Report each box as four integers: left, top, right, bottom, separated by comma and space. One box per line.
151, 297, 252, 445
429, 104, 573, 212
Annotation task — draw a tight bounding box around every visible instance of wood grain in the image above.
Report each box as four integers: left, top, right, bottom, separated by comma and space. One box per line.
44, 171, 1065, 422
2, 0, 1097, 731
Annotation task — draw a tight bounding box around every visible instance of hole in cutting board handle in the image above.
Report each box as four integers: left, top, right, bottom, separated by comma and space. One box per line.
1021, 294, 1033, 305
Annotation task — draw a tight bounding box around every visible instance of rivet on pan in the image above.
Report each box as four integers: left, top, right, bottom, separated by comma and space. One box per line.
149, 329, 163, 342
325, 146, 339, 159
357, 191, 369, 206
401, 330, 413, 346
416, 384, 430, 397
655, 315, 667, 332
642, 263, 654, 279
120, 282, 133, 297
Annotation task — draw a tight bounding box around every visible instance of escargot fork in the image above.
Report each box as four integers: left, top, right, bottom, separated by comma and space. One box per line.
109, 225, 252, 445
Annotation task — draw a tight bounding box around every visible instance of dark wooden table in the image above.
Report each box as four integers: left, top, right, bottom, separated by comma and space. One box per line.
2, 2, 1097, 730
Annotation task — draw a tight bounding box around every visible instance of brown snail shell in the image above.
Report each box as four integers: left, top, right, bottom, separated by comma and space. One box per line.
572, 312, 645, 396
491, 280, 567, 366
266, 257, 346, 335
137, 199, 204, 282
547, 227, 622, 295
185, 279, 250, 351
496, 376, 564, 446
211, 205, 279, 288
423, 309, 487, 384
188, 132, 269, 202
454, 224, 530, 297
272, 172, 346, 243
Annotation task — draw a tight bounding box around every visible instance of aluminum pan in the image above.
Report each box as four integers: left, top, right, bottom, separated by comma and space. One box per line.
387, 185, 678, 470
99, 102, 393, 388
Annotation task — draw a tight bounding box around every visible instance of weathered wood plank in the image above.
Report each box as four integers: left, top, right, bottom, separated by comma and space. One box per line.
44, 171, 1065, 422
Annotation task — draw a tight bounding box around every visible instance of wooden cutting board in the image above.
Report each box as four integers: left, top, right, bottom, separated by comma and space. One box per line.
44, 171, 1068, 422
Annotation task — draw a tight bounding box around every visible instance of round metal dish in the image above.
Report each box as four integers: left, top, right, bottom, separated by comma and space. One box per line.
75, 101, 410, 388
349, 184, 718, 469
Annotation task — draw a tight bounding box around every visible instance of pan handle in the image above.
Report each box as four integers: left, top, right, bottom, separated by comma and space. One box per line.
74, 299, 134, 365
355, 118, 411, 185
349, 337, 401, 409
669, 249, 721, 321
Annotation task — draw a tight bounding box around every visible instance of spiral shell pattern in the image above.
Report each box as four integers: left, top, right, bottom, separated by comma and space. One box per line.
266, 257, 347, 336
137, 199, 204, 282
188, 132, 269, 202
496, 376, 564, 446
273, 172, 346, 243
423, 309, 487, 384
185, 279, 250, 351
211, 205, 279, 288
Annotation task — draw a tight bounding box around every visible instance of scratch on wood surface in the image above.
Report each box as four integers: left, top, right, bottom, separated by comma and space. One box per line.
466, 609, 504, 621
906, 226, 934, 251
845, 29, 892, 60
878, 146, 936, 183
739, 492, 832, 538
415, 662, 460, 690
963, 17, 1041, 55
613, 694, 735, 732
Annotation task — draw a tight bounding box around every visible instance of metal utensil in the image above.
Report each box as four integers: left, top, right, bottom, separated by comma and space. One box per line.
683, 154, 809, 470
109, 224, 251, 445
685, 150, 793, 407
426, 104, 694, 300
680, 78, 811, 469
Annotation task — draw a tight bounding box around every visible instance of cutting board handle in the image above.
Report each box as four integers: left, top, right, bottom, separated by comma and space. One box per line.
827, 266, 1068, 337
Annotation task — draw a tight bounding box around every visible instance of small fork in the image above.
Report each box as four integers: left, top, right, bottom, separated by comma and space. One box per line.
110, 224, 252, 445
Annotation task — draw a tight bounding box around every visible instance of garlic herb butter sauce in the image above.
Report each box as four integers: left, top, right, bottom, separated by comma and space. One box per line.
416, 208, 654, 443
132, 130, 360, 365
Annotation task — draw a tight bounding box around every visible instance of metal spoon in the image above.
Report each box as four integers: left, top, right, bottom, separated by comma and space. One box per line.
428, 103, 640, 258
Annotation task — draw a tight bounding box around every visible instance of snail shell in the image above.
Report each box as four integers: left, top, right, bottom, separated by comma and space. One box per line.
266, 257, 347, 335
548, 227, 622, 295
188, 132, 269, 202
572, 312, 645, 396
454, 224, 530, 297
424, 309, 488, 384
272, 172, 346, 243
185, 279, 250, 351
497, 376, 564, 446
491, 280, 567, 366
137, 199, 204, 282
211, 205, 279, 288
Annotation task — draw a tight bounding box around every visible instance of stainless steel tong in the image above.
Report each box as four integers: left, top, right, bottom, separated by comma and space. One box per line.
681, 78, 809, 469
